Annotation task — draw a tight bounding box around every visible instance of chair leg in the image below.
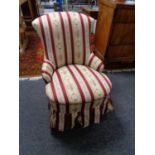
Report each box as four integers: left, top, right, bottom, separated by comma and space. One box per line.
48, 101, 51, 110
106, 97, 114, 113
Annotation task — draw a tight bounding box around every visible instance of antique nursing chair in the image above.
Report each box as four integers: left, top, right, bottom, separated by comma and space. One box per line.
32, 12, 112, 131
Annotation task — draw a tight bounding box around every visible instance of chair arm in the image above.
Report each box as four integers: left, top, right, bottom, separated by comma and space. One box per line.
88, 53, 104, 72
41, 60, 54, 83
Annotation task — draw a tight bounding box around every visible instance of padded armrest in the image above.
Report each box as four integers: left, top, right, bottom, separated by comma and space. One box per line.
88, 53, 104, 72
41, 60, 55, 83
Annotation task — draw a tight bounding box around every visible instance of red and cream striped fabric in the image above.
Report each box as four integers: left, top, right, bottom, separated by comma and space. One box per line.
88, 53, 104, 72
45, 64, 112, 131
41, 60, 54, 83
32, 12, 113, 131
32, 12, 95, 69
46, 65, 112, 105
49, 95, 109, 131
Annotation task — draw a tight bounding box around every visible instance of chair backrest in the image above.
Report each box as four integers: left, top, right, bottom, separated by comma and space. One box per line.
32, 12, 95, 69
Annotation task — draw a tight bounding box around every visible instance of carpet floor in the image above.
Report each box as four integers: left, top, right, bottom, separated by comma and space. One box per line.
19, 32, 43, 77
19, 72, 135, 155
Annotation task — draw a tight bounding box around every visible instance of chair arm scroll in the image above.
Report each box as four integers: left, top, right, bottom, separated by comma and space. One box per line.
41, 60, 54, 83
88, 53, 104, 72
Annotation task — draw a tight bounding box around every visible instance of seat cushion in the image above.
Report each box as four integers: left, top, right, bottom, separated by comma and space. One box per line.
45, 64, 112, 104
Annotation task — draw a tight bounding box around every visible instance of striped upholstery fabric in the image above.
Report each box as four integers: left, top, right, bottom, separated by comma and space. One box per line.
45, 65, 112, 131
46, 65, 112, 104
41, 59, 55, 83
49, 96, 109, 131
32, 12, 95, 69
88, 53, 104, 72
32, 12, 112, 131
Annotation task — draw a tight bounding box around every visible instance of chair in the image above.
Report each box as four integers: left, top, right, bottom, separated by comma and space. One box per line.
32, 12, 113, 131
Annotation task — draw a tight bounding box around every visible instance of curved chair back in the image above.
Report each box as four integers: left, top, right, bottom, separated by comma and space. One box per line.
32, 12, 95, 69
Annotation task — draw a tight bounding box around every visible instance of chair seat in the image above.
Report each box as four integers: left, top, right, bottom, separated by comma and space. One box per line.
45, 64, 112, 105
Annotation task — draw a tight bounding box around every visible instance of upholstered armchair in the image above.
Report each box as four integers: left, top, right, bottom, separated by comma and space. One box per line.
32, 12, 112, 131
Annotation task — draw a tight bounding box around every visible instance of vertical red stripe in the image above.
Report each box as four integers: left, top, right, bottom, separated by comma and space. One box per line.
39, 17, 49, 60
46, 14, 58, 69
58, 12, 68, 65
100, 98, 106, 122
65, 113, 71, 129
66, 12, 74, 64
67, 66, 86, 103
79, 13, 86, 65
87, 67, 108, 96
50, 82, 58, 103
101, 74, 112, 91
73, 65, 94, 102
88, 53, 95, 66
97, 62, 103, 71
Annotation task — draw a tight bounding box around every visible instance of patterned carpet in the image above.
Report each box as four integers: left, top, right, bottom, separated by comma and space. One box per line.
19, 32, 95, 77
19, 32, 44, 77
